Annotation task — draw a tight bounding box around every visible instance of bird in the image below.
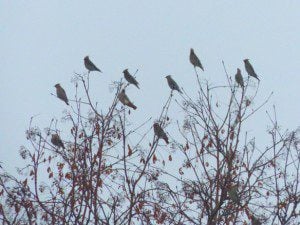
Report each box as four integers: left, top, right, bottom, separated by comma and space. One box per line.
54, 84, 69, 105
235, 68, 244, 88
123, 69, 139, 89
51, 134, 65, 149
165, 75, 182, 93
84, 56, 102, 73
118, 89, 137, 110
153, 123, 169, 144
228, 185, 240, 205
190, 48, 204, 71
244, 59, 260, 81
251, 216, 262, 225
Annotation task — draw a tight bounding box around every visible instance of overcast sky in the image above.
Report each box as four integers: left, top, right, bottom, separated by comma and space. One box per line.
1, 1, 300, 173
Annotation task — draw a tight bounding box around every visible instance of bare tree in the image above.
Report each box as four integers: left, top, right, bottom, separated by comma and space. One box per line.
0, 59, 299, 225
147, 63, 299, 225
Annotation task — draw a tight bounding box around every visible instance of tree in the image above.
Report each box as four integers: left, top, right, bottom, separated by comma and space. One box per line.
0, 57, 299, 225
149, 63, 300, 225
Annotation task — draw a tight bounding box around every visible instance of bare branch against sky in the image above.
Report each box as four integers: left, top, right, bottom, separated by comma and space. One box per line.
0, 2, 299, 224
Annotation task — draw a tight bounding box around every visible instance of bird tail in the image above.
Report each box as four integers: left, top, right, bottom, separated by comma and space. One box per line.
128, 102, 137, 110
164, 136, 169, 144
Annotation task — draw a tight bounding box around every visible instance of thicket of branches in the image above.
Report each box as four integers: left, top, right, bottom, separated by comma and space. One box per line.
0, 55, 299, 225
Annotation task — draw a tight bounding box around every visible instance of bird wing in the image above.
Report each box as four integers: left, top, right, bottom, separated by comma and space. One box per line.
86, 59, 101, 72
61, 89, 69, 104
171, 79, 180, 91
119, 93, 137, 109
118, 93, 126, 105
57, 87, 68, 102
122, 94, 130, 104
168, 78, 182, 93
125, 73, 139, 86
235, 73, 244, 87
61, 88, 68, 99
154, 125, 168, 144
91, 61, 100, 71
190, 52, 204, 70
246, 62, 256, 75
124, 95, 137, 109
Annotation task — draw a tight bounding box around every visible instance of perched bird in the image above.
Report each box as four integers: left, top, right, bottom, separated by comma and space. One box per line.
153, 123, 169, 144
228, 185, 240, 205
123, 69, 139, 89
235, 68, 244, 88
244, 59, 260, 80
118, 89, 137, 110
165, 75, 182, 93
251, 216, 262, 225
84, 56, 102, 73
190, 48, 204, 71
51, 134, 65, 149
54, 84, 69, 105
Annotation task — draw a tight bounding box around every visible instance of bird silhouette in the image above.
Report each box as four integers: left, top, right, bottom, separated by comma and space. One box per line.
51, 134, 65, 149
244, 59, 260, 81
118, 89, 137, 110
190, 48, 204, 71
123, 69, 139, 89
153, 123, 169, 144
54, 84, 69, 105
235, 68, 244, 88
165, 75, 182, 93
251, 216, 262, 225
84, 56, 102, 73
228, 185, 240, 205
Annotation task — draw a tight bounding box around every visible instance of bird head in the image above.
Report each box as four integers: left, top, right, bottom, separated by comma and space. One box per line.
123, 69, 128, 73
190, 48, 194, 53
243, 59, 249, 62
121, 89, 126, 93
51, 133, 58, 139
153, 123, 159, 129
165, 75, 171, 79
237, 68, 241, 73
54, 83, 60, 88
84, 56, 89, 61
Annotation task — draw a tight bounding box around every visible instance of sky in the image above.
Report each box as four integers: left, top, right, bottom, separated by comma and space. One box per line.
1, 1, 300, 173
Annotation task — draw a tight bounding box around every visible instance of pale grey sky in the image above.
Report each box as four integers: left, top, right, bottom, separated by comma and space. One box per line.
1, 1, 300, 172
